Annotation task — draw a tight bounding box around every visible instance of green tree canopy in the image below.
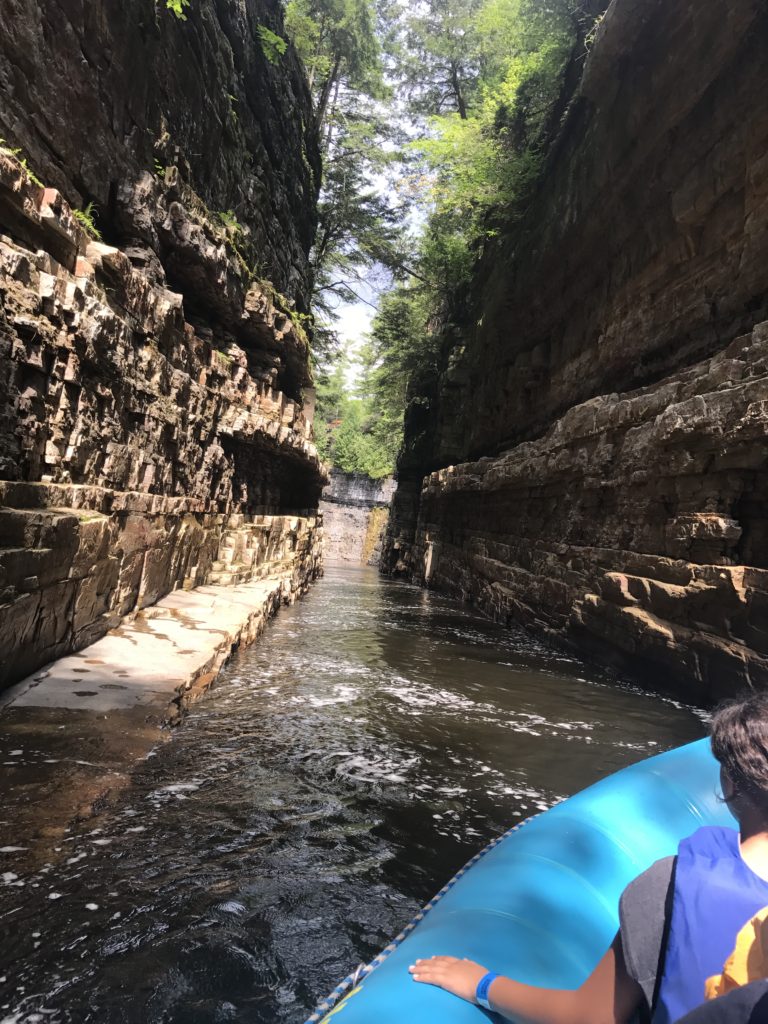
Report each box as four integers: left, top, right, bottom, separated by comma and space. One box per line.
287, 0, 589, 478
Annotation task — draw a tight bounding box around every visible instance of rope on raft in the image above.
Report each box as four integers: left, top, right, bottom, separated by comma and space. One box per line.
304, 812, 537, 1023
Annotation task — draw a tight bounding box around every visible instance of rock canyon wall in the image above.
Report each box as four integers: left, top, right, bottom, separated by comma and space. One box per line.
320, 470, 394, 566
383, 0, 768, 701
0, 0, 325, 688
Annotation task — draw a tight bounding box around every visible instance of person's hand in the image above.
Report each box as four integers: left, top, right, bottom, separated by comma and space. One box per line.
409, 956, 489, 1003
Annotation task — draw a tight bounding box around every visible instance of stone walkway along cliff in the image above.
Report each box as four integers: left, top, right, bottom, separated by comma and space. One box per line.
0, 556, 320, 863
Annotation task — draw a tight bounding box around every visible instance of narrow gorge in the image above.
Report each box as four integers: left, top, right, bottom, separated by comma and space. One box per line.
383, 0, 768, 703
1, 1, 767, 1021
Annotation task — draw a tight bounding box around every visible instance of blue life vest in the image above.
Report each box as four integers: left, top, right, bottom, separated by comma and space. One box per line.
655, 826, 768, 1024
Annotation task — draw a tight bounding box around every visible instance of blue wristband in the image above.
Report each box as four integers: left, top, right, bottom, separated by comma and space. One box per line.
475, 971, 499, 1010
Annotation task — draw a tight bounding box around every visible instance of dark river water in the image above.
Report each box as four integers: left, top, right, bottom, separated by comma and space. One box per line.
0, 567, 706, 1024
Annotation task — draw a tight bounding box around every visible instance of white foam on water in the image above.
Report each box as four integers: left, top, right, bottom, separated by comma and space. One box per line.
286, 684, 360, 708
148, 779, 205, 801
323, 749, 419, 785
217, 900, 246, 915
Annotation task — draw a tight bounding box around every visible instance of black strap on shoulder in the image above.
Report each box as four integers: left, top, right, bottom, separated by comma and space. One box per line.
649, 855, 678, 1019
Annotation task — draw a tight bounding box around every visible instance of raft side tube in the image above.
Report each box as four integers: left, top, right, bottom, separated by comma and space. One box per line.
314, 739, 734, 1023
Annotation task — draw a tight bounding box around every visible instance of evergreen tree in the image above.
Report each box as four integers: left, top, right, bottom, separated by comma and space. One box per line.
400, 0, 484, 120
285, 0, 384, 131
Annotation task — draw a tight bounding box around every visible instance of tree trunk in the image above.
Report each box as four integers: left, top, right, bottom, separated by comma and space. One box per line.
316, 54, 342, 132
323, 75, 342, 152
450, 63, 468, 119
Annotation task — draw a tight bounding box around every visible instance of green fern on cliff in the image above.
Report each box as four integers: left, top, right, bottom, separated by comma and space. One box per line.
0, 141, 44, 188
73, 202, 102, 241
18, 157, 43, 189
257, 25, 288, 64
164, 0, 191, 20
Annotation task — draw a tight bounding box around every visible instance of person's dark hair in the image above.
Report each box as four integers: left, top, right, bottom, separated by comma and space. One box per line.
711, 692, 768, 807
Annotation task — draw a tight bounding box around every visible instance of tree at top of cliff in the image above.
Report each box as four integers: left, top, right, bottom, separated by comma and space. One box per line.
399, 0, 484, 121
285, 0, 415, 369
404, 0, 575, 239
292, 0, 588, 477
286, 0, 385, 131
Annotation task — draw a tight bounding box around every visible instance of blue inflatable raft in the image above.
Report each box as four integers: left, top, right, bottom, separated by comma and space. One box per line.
308, 738, 733, 1023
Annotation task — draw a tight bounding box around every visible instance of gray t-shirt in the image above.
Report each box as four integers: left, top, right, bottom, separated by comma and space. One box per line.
619, 856, 676, 1016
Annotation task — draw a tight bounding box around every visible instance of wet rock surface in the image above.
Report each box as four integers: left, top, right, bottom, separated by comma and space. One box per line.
384, 0, 768, 699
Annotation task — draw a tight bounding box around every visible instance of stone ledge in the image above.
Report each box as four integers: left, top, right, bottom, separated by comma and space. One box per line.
3, 570, 306, 717
0, 500, 322, 689
0, 566, 319, 862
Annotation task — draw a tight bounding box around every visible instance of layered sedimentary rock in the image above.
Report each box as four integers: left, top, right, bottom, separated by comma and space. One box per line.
0, 0, 325, 688
0, 0, 317, 312
384, 0, 768, 700
320, 470, 394, 565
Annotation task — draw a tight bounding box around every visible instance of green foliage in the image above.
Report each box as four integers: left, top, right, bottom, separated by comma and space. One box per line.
316, 388, 395, 479
313, 285, 437, 477
407, 0, 574, 240
584, 11, 606, 51
284, 0, 321, 67
400, 0, 484, 120
73, 202, 102, 241
354, 284, 438, 473
313, 357, 346, 462
257, 24, 288, 64
216, 209, 242, 234
19, 157, 43, 189
164, 0, 191, 20
298, 0, 578, 478
284, 0, 384, 135
284, 0, 408, 365
311, 98, 409, 323
0, 141, 44, 188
